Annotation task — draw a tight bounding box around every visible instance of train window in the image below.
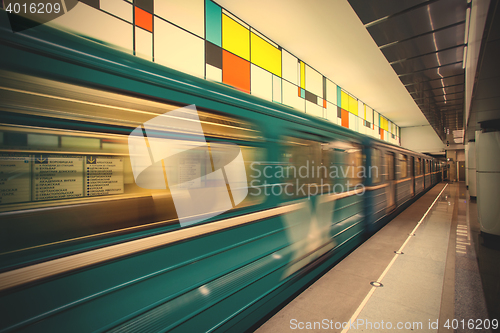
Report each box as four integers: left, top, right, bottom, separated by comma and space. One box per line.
371, 148, 382, 184
280, 138, 362, 197
0, 73, 266, 218
343, 144, 364, 188
399, 154, 408, 178
325, 141, 363, 190
280, 137, 321, 198
385, 152, 395, 181
0, 134, 265, 210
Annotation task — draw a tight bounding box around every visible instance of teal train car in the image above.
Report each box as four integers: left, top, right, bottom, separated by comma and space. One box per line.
0, 12, 440, 333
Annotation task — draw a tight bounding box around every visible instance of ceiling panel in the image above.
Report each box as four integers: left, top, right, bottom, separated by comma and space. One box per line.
366, 0, 466, 47
428, 85, 464, 96
391, 46, 464, 74
400, 62, 464, 82
347, 0, 427, 25
381, 23, 465, 62
349, 0, 467, 140
426, 74, 465, 88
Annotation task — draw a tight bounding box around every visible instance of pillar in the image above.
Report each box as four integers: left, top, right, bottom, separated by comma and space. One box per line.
476, 127, 500, 242
467, 140, 477, 197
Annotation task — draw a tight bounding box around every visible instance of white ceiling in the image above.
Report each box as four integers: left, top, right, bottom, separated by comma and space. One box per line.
215, 0, 430, 128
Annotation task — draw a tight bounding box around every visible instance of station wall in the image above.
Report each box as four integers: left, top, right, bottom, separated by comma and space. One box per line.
47, 0, 401, 145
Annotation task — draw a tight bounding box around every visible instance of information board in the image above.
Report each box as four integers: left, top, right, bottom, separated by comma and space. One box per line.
85, 156, 124, 196
33, 155, 84, 201
0, 155, 31, 204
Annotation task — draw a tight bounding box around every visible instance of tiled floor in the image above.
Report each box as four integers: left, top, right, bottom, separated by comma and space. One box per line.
255, 183, 497, 333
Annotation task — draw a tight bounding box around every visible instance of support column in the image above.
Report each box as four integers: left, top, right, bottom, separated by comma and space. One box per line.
465, 142, 469, 186
467, 140, 477, 197
476, 127, 500, 243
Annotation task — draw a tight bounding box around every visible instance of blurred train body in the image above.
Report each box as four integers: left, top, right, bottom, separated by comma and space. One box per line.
0, 15, 442, 333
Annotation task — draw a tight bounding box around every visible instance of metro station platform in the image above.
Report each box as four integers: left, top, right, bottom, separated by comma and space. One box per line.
254, 183, 500, 333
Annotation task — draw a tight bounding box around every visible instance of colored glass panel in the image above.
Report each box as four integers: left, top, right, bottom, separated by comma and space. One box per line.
222, 50, 250, 93
135, 26, 152, 60
250, 33, 281, 77
305, 90, 316, 103
323, 77, 327, 99
135, 6, 152, 32
326, 80, 337, 105
323, 99, 327, 108
206, 64, 222, 82
305, 65, 322, 96
349, 95, 358, 116
341, 109, 349, 128
337, 86, 341, 108
205, 41, 222, 69
135, 0, 153, 13
368, 106, 373, 123
381, 117, 388, 131
251, 64, 272, 101
282, 50, 298, 85
341, 90, 349, 110
272, 75, 281, 103
222, 14, 250, 61
205, 0, 222, 47
300, 61, 305, 89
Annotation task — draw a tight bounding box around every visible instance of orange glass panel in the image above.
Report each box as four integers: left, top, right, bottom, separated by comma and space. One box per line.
341, 109, 349, 128
135, 7, 152, 32
222, 50, 250, 93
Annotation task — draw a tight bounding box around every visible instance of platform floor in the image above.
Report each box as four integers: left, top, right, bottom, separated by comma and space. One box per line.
255, 183, 498, 333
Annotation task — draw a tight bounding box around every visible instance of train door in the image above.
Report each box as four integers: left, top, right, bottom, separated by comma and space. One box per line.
422, 159, 426, 188
410, 156, 415, 196
458, 161, 466, 181
385, 151, 396, 212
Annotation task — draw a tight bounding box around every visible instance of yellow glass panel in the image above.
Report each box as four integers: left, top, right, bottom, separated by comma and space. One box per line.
300, 61, 305, 88
349, 95, 358, 116
222, 14, 250, 60
251, 33, 281, 77
341, 90, 349, 110
364, 104, 367, 119
381, 117, 388, 131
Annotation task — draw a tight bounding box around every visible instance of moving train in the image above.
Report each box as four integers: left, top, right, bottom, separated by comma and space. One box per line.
0, 13, 441, 333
